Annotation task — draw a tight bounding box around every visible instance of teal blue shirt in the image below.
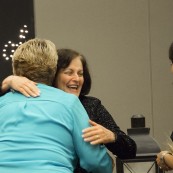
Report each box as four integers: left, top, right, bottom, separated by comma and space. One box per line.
0, 84, 112, 173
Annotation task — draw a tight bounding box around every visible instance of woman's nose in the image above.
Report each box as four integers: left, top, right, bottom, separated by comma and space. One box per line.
72, 74, 80, 80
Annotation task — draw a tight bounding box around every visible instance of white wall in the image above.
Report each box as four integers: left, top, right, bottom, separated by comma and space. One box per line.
34, 0, 173, 172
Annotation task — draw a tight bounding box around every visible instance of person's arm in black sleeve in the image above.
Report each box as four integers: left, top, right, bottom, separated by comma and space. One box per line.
94, 98, 136, 159
81, 96, 137, 159
0, 81, 10, 96
0, 76, 14, 96
0, 82, 3, 96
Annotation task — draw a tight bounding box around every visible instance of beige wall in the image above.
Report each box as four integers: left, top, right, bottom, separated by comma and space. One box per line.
34, 0, 173, 153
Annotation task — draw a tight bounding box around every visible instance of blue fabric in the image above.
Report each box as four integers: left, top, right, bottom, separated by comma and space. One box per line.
0, 84, 112, 173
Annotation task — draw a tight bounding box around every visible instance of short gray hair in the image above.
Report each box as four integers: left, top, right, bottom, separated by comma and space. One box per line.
12, 38, 58, 85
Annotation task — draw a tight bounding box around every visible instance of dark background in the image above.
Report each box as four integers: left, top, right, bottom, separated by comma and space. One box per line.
0, 0, 35, 81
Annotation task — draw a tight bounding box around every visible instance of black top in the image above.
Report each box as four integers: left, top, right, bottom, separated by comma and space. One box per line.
74, 95, 137, 173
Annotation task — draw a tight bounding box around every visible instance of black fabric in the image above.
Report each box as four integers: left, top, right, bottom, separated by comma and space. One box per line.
0, 82, 3, 96
74, 95, 137, 173
0, 81, 11, 96
171, 131, 173, 141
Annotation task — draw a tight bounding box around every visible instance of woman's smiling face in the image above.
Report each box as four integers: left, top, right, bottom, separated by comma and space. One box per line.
54, 56, 84, 97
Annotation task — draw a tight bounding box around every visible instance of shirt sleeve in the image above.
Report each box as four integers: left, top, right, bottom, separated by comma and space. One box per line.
81, 96, 137, 159
70, 97, 113, 173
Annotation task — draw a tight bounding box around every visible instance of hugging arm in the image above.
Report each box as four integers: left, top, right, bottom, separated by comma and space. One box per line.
80, 96, 137, 159
71, 97, 113, 173
94, 101, 136, 159
0, 75, 40, 97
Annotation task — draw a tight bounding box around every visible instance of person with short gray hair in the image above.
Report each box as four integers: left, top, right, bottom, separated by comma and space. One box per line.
0, 38, 113, 173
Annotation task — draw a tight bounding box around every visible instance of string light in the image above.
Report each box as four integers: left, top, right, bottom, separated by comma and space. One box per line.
1, 24, 29, 61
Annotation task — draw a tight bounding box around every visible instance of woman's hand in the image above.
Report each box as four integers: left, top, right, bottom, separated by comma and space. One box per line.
2, 75, 40, 97
82, 119, 116, 145
156, 151, 172, 171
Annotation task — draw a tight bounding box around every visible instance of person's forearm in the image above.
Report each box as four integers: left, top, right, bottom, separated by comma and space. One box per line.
164, 153, 173, 169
